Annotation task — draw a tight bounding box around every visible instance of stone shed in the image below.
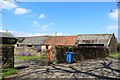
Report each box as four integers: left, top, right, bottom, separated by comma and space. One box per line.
15, 36, 49, 56
44, 36, 79, 63
0, 32, 17, 68
47, 33, 117, 63
77, 33, 117, 54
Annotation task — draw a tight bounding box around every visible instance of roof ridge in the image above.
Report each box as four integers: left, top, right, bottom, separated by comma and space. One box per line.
77, 33, 113, 35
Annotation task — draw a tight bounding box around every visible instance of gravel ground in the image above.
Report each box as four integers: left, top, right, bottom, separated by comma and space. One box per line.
4, 57, 120, 80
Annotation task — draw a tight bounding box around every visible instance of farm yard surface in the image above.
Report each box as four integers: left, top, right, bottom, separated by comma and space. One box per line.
4, 57, 120, 80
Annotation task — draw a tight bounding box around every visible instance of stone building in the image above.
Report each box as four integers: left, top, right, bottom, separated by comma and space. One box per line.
77, 33, 117, 53
15, 36, 49, 56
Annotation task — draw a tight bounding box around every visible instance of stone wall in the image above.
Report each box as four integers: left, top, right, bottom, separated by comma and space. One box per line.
109, 36, 117, 53
14, 46, 47, 56
55, 46, 108, 63
2, 45, 14, 69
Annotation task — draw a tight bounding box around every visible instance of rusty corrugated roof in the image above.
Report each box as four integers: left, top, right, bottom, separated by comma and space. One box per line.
44, 36, 78, 46
77, 34, 114, 46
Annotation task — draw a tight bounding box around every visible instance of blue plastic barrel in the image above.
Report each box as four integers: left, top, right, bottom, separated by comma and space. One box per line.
66, 52, 75, 63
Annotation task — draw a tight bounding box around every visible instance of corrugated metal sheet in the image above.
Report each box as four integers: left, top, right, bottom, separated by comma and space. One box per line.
44, 36, 78, 46
77, 34, 113, 46
0, 32, 14, 37
17, 33, 115, 46
18, 36, 49, 45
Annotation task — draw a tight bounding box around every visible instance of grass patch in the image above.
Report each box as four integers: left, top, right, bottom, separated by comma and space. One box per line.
2, 68, 18, 77
0, 72, 2, 79
14, 55, 48, 60
109, 53, 120, 59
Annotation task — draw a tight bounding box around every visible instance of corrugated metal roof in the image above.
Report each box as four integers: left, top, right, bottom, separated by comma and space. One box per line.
44, 36, 78, 46
17, 33, 115, 46
18, 36, 49, 45
77, 34, 114, 46
0, 32, 14, 37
